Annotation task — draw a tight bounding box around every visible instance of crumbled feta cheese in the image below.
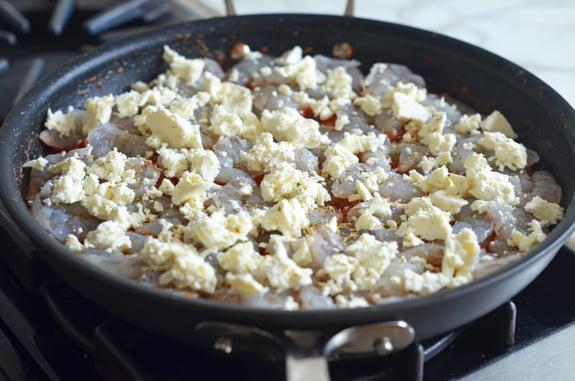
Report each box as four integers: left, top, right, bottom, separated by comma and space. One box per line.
52, 175, 85, 204
239, 132, 296, 173
508, 220, 547, 252
325, 66, 355, 99
275, 46, 303, 65
27, 44, 562, 310
65, 235, 84, 252
225, 273, 269, 297
163, 45, 206, 85
337, 131, 387, 154
465, 153, 518, 206
391, 92, 429, 122
398, 198, 452, 241
172, 171, 211, 205
446, 173, 470, 197
85, 221, 132, 253
347, 233, 397, 274
188, 149, 220, 183
169, 92, 210, 120
158, 147, 189, 178
309, 96, 333, 120
354, 211, 382, 231
428, 131, 456, 155
115, 91, 145, 118
210, 105, 244, 137
23, 157, 49, 171
81, 192, 142, 227
321, 144, 359, 179
365, 196, 392, 218
49, 156, 87, 204
455, 114, 481, 135
159, 253, 216, 292
283, 296, 300, 310
188, 209, 253, 251
430, 190, 468, 214
335, 113, 350, 131
479, 131, 527, 171
393, 270, 449, 295
257, 235, 313, 291
87, 149, 130, 183
143, 87, 178, 107
138, 106, 202, 149
45, 107, 78, 136
218, 241, 263, 274
83, 94, 114, 134
352, 180, 372, 202
418, 113, 445, 145
260, 162, 330, 210
335, 295, 369, 308
259, 198, 310, 238
525, 196, 563, 226
480, 110, 517, 138
158, 178, 175, 195
442, 228, 480, 281
320, 254, 359, 295
273, 54, 322, 90
292, 237, 313, 267
412, 166, 453, 193
260, 108, 327, 149
203, 72, 253, 115
354, 95, 382, 116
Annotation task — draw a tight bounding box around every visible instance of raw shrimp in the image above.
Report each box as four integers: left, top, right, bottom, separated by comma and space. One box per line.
364, 63, 425, 97
530, 170, 562, 203
87, 123, 149, 158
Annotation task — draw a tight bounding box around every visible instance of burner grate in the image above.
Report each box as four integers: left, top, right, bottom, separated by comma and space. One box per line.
0, 0, 183, 123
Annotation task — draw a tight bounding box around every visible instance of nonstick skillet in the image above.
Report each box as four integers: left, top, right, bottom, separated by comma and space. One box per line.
1, 11, 574, 381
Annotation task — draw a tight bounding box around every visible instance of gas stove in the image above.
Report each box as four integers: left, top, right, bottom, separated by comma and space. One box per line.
1, 1, 575, 380
0, 0, 214, 123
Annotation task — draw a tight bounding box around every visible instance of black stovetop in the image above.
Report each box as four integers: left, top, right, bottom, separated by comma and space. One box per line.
0, 0, 194, 123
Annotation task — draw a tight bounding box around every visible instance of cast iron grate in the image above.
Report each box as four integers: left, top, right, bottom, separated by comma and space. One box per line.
0, 0, 175, 123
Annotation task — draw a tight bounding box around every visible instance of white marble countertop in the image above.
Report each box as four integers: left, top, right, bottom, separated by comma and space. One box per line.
189, 0, 575, 108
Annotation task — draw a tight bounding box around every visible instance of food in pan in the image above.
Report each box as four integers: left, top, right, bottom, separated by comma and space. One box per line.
24, 44, 564, 309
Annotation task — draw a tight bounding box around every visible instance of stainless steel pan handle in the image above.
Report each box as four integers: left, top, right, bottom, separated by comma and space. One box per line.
194, 320, 414, 381
224, 0, 355, 17
284, 321, 415, 381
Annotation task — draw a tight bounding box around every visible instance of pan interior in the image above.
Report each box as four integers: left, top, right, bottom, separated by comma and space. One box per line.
1, 14, 574, 341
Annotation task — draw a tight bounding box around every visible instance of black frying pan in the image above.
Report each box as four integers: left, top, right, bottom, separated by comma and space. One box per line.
1, 13, 574, 372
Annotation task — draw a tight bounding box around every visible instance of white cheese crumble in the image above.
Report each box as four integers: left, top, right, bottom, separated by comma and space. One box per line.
163, 45, 206, 85
525, 196, 563, 226
188, 209, 253, 251
479, 131, 527, 171
465, 154, 518, 208
481, 110, 517, 138
260, 108, 327, 149
137, 106, 202, 149
45, 107, 78, 136
83, 94, 114, 134
85, 221, 132, 253
321, 143, 359, 180
260, 162, 330, 210
239, 132, 296, 173
259, 198, 310, 238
